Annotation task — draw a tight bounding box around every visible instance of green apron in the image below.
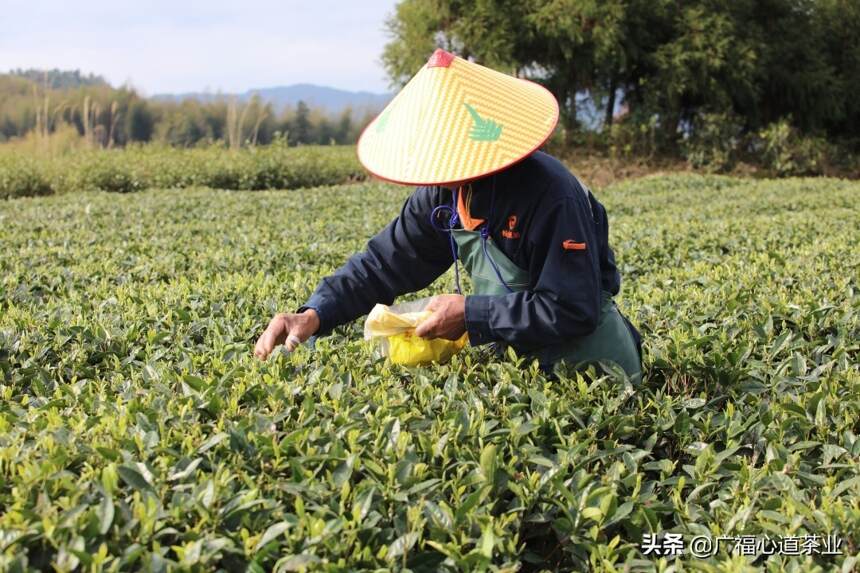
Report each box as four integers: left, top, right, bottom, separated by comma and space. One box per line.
451, 228, 642, 383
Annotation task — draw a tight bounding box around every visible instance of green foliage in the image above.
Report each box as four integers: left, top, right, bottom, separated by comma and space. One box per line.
1, 175, 858, 570
0, 72, 374, 148
73, 154, 147, 194
605, 114, 661, 160
0, 154, 53, 199
0, 144, 365, 197
682, 112, 744, 173
8, 68, 109, 89
125, 100, 155, 143
756, 120, 830, 177
382, 1, 454, 87
383, 0, 860, 148
290, 101, 313, 146
644, 3, 757, 137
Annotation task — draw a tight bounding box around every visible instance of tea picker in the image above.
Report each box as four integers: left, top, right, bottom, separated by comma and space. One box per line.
254, 49, 642, 381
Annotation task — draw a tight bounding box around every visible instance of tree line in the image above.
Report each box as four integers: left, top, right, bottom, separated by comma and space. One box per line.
383, 0, 860, 152
0, 70, 375, 148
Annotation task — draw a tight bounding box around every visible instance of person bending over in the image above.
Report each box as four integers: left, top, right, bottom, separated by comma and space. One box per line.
254, 49, 641, 381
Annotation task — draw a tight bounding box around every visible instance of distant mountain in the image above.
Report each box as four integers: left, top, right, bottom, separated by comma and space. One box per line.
154, 83, 392, 115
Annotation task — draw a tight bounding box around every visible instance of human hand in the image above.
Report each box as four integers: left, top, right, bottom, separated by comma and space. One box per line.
254, 309, 320, 360
414, 294, 466, 340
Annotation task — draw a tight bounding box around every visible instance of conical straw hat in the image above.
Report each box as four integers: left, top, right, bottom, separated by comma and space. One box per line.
357, 49, 559, 186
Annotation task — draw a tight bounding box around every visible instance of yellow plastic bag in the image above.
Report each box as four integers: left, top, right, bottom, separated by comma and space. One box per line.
364, 298, 468, 366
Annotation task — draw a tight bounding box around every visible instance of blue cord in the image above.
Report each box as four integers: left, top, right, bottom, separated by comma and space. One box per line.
480, 176, 515, 293
427, 179, 514, 294
481, 227, 515, 293
429, 186, 462, 294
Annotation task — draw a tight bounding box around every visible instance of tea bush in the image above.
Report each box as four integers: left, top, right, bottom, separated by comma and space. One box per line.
756, 121, 830, 177
0, 175, 858, 571
682, 112, 744, 173
0, 144, 365, 197
0, 154, 53, 200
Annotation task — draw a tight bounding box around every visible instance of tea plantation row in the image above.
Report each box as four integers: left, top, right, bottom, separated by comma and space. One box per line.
0, 144, 365, 199
0, 174, 857, 571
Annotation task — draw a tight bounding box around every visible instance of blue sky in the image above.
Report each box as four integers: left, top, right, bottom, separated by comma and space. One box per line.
1, 0, 399, 94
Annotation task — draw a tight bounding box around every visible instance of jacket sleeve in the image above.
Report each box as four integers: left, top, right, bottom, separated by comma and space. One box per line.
301, 186, 453, 336
464, 189, 602, 351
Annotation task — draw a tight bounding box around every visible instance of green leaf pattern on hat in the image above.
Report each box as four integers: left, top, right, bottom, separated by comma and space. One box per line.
375, 108, 392, 134
465, 103, 503, 141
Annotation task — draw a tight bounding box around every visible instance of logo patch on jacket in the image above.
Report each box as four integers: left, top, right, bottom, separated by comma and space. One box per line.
502, 215, 520, 239
562, 239, 587, 251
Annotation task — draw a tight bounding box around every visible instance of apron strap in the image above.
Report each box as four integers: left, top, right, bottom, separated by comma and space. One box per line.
428, 177, 515, 295
480, 226, 516, 293
479, 176, 516, 293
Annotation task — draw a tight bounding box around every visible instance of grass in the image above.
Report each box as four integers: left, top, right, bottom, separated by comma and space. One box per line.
0, 174, 858, 571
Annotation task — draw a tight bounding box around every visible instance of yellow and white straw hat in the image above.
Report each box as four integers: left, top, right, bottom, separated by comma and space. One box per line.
357, 49, 559, 186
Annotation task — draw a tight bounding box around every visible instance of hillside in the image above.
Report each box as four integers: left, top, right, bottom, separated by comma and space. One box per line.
0, 71, 378, 146
6, 68, 109, 89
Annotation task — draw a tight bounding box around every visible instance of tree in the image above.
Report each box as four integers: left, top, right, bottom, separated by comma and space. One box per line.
290, 101, 312, 145
156, 101, 212, 146
336, 109, 354, 144
382, 0, 639, 143
525, 0, 632, 139
126, 99, 154, 143
9, 68, 108, 89
381, 0, 860, 149
381, 0, 446, 86
0, 71, 378, 148
641, 2, 757, 142
817, 0, 860, 139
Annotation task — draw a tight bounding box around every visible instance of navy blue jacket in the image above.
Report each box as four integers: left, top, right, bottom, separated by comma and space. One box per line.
302, 151, 621, 352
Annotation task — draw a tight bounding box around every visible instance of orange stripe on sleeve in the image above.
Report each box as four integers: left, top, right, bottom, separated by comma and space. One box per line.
562, 240, 587, 251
